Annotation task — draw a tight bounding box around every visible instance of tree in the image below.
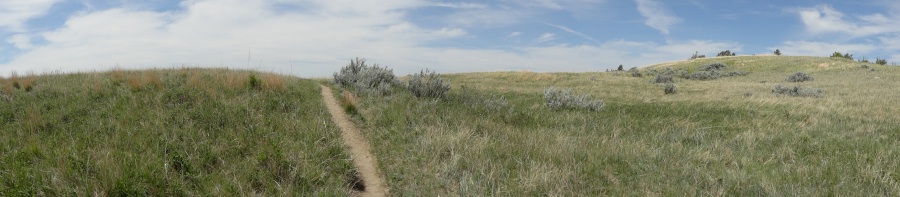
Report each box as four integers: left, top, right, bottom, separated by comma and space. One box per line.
774, 49, 781, 56
717, 50, 736, 57
617, 64, 623, 71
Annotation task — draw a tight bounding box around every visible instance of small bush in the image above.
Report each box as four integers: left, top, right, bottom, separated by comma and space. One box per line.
717, 50, 736, 57
544, 87, 604, 111
861, 64, 870, 69
830, 51, 853, 60
407, 69, 450, 98
248, 74, 261, 89
774, 49, 781, 56
772, 84, 824, 97
876, 58, 887, 65
690, 51, 706, 60
785, 72, 813, 82
663, 83, 677, 94
652, 74, 674, 84
698, 62, 728, 71
332, 58, 398, 95
628, 67, 642, 77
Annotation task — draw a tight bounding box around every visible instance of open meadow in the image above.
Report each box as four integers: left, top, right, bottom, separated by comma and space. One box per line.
341, 56, 900, 196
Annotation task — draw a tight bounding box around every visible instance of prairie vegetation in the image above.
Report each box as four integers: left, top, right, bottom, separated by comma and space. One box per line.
342, 55, 900, 195
0, 68, 354, 196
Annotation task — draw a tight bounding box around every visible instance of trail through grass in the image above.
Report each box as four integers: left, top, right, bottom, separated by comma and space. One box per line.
0, 68, 354, 196
350, 56, 900, 196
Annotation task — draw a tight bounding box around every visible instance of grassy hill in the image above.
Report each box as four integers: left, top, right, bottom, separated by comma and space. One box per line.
0, 68, 354, 196
343, 55, 900, 195
3, 55, 898, 196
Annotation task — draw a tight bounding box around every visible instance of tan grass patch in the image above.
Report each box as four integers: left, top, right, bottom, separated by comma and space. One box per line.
515, 71, 557, 82
126, 75, 144, 92
110, 68, 125, 84
145, 71, 162, 90
261, 74, 286, 91
224, 72, 248, 91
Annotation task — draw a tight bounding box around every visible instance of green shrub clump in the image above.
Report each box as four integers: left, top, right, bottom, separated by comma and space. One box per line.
663, 83, 677, 94
876, 58, 888, 65
332, 58, 398, 95
407, 69, 450, 98
628, 67, 642, 77
544, 87, 604, 111
772, 84, 824, 97
652, 74, 674, 84
698, 62, 728, 71
785, 72, 813, 82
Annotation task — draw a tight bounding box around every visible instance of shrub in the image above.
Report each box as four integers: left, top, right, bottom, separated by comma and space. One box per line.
861, 64, 870, 69
652, 74, 674, 84
717, 50, 736, 57
332, 58, 398, 95
617, 65, 624, 71
785, 72, 813, 82
698, 62, 728, 71
248, 73, 261, 89
544, 87, 604, 111
876, 58, 888, 65
774, 49, 781, 56
690, 51, 706, 60
772, 84, 824, 97
830, 51, 853, 60
682, 71, 720, 80
663, 83, 677, 94
628, 67, 642, 77
407, 69, 450, 98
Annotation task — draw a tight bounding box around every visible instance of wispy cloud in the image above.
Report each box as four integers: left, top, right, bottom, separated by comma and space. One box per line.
796, 5, 900, 38
634, 0, 682, 35
0, 0, 63, 31
772, 41, 877, 57
506, 32, 522, 38
536, 33, 556, 43
544, 23, 600, 45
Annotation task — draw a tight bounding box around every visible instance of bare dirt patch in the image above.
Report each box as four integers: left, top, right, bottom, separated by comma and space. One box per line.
320, 85, 388, 197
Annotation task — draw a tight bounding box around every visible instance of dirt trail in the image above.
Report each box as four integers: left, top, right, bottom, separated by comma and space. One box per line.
320, 85, 388, 197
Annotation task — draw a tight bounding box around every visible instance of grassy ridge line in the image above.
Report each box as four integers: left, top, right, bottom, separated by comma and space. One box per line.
0, 68, 354, 196
352, 56, 900, 195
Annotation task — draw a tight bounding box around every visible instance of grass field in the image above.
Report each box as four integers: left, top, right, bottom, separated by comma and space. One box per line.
3, 55, 898, 196
345, 56, 900, 196
0, 68, 354, 196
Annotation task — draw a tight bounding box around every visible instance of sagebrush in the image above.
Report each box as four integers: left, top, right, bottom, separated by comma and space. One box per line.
772, 84, 824, 97
407, 69, 450, 98
543, 87, 604, 111
332, 58, 398, 95
786, 72, 813, 82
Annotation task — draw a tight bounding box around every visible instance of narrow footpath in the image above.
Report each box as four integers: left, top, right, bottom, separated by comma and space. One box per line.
319, 85, 388, 197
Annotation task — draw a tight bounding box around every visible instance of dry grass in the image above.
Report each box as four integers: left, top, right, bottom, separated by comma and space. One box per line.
351, 55, 900, 195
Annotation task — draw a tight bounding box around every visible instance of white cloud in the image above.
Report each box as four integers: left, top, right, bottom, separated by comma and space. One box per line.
433, 2, 487, 9
0, 0, 63, 31
0, 0, 737, 78
545, 23, 600, 45
634, 0, 681, 35
536, 33, 556, 43
7, 34, 34, 49
506, 32, 523, 38
796, 5, 900, 37
771, 41, 877, 56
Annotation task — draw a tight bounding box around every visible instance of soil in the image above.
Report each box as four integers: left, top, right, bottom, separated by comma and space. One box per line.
320, 85, 388, 197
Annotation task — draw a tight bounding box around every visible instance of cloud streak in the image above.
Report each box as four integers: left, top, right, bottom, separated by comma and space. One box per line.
634, 0, 681, 35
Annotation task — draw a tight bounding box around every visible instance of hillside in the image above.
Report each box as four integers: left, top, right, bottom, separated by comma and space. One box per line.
0, 69, 354, 196
343, 55, 900, 195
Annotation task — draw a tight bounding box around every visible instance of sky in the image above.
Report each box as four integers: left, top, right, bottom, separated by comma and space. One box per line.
2, 0, 900, 78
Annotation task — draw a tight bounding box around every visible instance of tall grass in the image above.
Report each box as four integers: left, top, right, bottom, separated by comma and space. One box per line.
347, 56, 900, 196
0, 68, 354, 195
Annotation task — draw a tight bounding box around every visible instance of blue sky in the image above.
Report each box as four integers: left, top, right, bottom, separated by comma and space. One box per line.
2, 0, 899, 77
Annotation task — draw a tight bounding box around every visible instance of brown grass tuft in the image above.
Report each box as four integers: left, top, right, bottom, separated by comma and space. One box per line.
110, 68, 125, 85
145, 71, 162, 90
262, 74, 286, 91
126, 75, 144, 92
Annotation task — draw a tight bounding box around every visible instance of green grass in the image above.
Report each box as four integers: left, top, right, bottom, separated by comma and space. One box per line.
347, 56, 900, 196
0, 68, 354, 196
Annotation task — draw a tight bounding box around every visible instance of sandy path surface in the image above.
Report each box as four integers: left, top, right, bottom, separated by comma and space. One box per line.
320, 85, 388, 197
